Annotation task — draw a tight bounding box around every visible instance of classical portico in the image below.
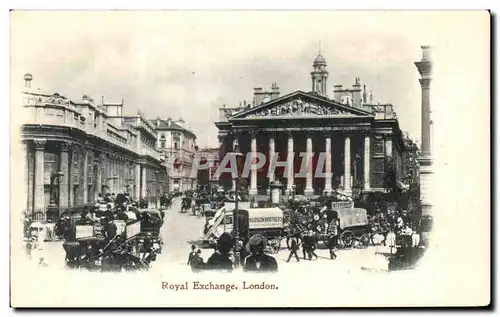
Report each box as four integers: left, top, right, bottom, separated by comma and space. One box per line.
217, 92, 397, 196
215, 53, 405, 198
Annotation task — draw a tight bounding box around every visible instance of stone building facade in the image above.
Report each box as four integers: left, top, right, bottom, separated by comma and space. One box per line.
195, 147, 220, 187
149, 117, 198, 192
21, 75, 168, 213
215, 53, 414, 197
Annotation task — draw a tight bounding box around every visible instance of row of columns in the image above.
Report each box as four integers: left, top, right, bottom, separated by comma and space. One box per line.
27, 139, 162, 212
231, 132, 372, 196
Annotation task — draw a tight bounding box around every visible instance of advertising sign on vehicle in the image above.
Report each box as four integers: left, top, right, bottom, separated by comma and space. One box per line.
75, 225, 94, 239
248, 208, 284, 229
126, 221, 141, 238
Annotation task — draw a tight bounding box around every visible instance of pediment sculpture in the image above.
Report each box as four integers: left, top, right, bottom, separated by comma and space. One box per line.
44, 94, 70, 106
246, 98, 352, 118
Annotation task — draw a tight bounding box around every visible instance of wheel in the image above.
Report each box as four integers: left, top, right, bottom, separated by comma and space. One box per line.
340, 231, 355, 248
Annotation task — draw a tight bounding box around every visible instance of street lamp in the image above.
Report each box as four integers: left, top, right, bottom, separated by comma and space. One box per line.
231, 140, 244, 268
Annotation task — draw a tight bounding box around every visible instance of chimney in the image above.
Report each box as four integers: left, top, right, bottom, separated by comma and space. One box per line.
23, 73, 33, 88
352, 77, 362, 108
167, 117, 172, 127
156, 116, 160, 127
333, 85, 343, 102
253, 87, 264, 106
362, 85, 367, 104
271, 82, 280, 100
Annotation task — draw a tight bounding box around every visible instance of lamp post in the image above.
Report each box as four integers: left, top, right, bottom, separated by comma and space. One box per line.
231, 140, 244, 268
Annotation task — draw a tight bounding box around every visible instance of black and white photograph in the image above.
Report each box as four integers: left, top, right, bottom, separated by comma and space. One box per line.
9, 10, 490, 307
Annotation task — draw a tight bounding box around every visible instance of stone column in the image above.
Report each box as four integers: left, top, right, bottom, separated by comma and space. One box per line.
83, 150, 94, 204
69, 147, 77, 207
141, 165, 147, 198
268, 136, 275, 183
96, 154, 103, 198
135, 163, 141, 200
324, 135, 333, 194
232, 138, 237, 191
286, 132, 294, 194
23, 141, 30, 212
385, 139, 393, 158
59, 142, 70, 208
249, 131, 258, 196
415, 45, 433, 215
343, 136, 352, 195
304, 134, 314, 196
34, 140, 46, 211
82, 149, 90, 203
267, 136, 275, 195
364, 135, 371, 190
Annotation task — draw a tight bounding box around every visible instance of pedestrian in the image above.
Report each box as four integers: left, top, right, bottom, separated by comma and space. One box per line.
187, 245, 197, 266
190, 249, 205, 272
301, 232, 309, 260
243, 234, 278, 273
327, 220, 339, 260
205, 233, 234, 272
307, 231, 319, 260
286, 235, 300, 263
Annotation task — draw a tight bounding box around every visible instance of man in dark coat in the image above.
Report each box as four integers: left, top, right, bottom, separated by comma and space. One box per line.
205, 233, 234, 272
190, 249, 205, 272
286, 235, 301, 263
106, 220, 118, 241
187, 244, 197, 266
243, 234, 278, 273
301, 232, 310, 260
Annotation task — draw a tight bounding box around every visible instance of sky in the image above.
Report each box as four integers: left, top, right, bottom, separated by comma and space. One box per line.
10, 11, 488, 148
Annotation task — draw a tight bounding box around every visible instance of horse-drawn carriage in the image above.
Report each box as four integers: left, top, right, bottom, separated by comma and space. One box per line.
62, 210, 161, 271
136, 209, 164, 253
181, 197, 193, 213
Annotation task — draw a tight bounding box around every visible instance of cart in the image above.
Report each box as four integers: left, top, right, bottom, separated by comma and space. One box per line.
332, 208, 370, 249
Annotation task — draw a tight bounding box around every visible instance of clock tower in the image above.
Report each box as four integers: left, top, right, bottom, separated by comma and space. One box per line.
311, 52, 329, 97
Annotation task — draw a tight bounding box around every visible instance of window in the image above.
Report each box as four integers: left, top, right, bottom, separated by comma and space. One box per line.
174, 142, 178, 150
160, 141, 166, 148
160, 133, 166, 139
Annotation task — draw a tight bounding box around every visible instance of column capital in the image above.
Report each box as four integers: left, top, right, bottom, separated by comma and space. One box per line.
419, 78, 432, 89
248, 129, 257, 138
60, 141, 72, 152
34, 140, 46, 150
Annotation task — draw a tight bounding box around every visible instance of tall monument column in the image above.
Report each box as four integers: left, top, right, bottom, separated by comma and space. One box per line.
415, 45, 433, 216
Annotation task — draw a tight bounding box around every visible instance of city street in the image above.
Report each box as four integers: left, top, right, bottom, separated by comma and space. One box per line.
17, 198, 395, 274
12, 198, 432, 307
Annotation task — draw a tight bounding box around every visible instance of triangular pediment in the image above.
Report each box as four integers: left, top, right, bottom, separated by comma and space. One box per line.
230, 91, 373, 120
